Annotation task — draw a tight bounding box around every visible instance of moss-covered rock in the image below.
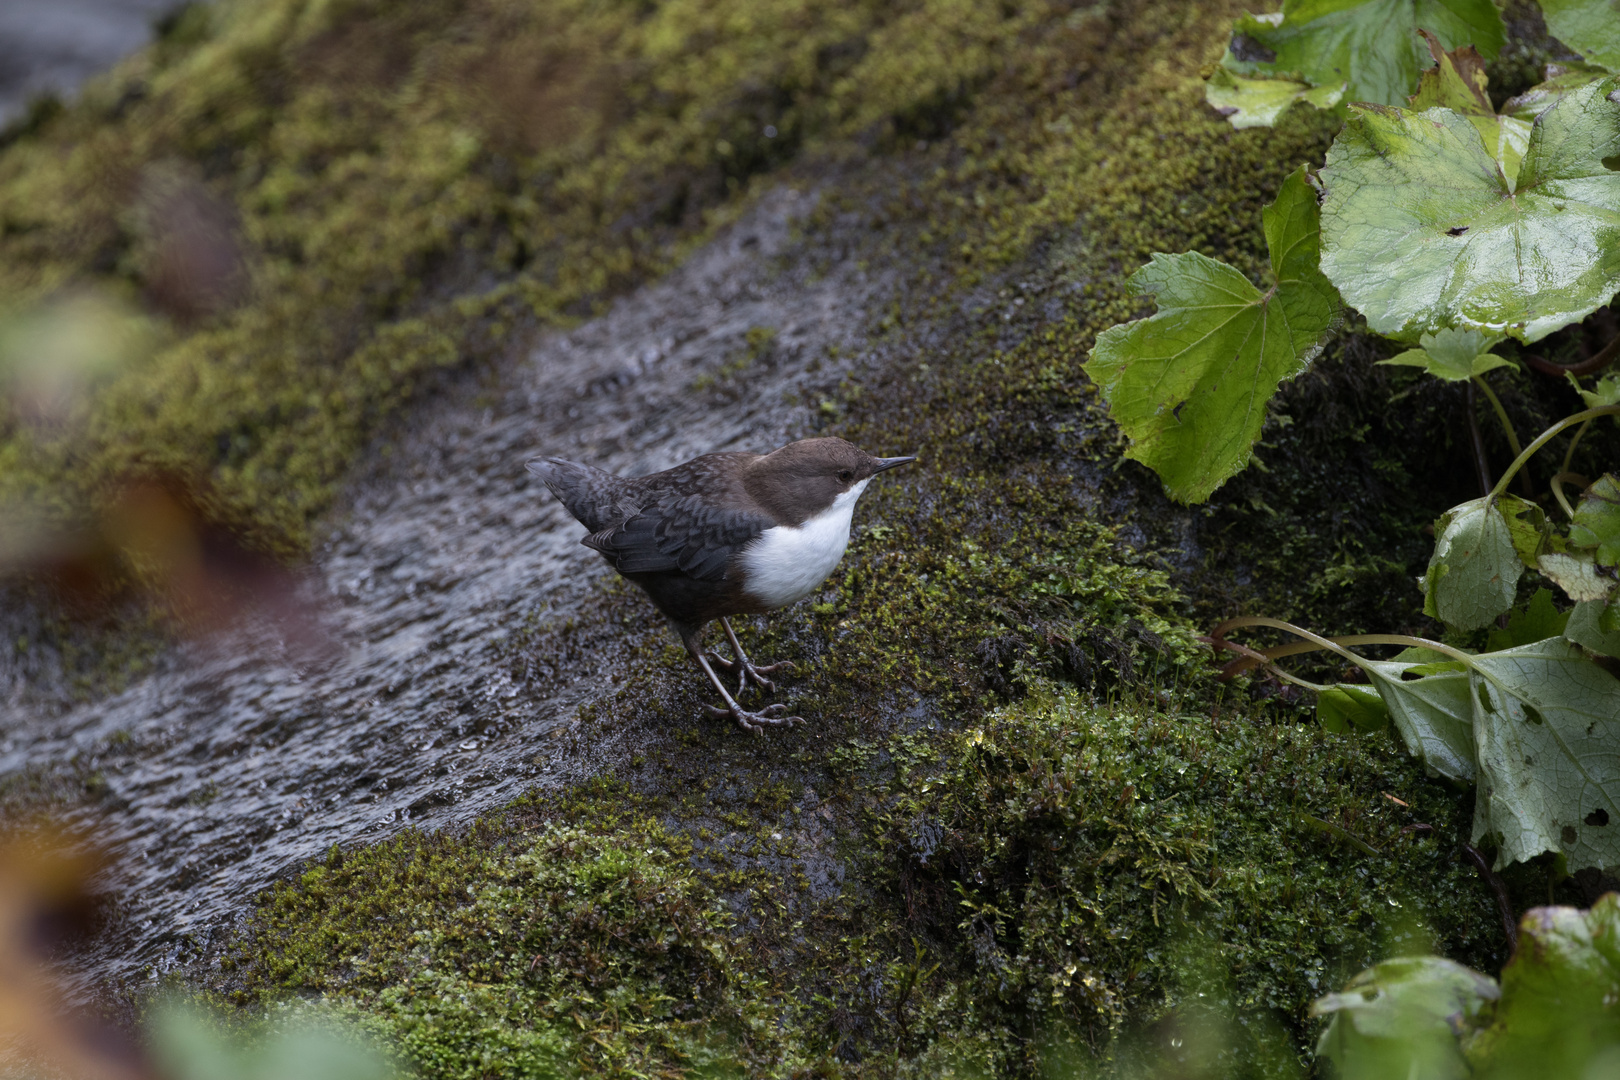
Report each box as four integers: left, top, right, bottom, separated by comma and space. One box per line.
7, 1, 1614, 1077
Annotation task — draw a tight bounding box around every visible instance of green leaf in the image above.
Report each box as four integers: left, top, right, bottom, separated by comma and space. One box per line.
1392, 644, 1470, 671
1345, 638, 1620, 870
1503, 62, 1613, 120
1204, 66, 1346, 128
1540, 0, 1620, 73
1570, 473, 1620, 565
1377, 326, 1513, 380
1318, 683, 1391, 732
1360, 659, 1477, 782
1319, 77, 1620, 343
1312, 956, 1498, 1080
1409, 33, 1532, 184
1465, 895, 1620, 1076
1084, 166, 1339, 503
1316, 898, 1620, 1079
1227, 0, 1506, 110
1423, 496, 1527, 631
1538, 551, 1617, 602
1487, 588, 1571, 651
1500, 494, 1550, 568
1566, 370, 1620, 408
1470, 637, 1620, 871
1566, 597, 1620, 657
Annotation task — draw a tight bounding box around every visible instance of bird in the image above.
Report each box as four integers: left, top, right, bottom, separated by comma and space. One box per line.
526, 437, 915, 733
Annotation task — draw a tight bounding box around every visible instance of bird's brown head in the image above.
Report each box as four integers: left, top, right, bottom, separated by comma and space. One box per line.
744, 437, 915, 525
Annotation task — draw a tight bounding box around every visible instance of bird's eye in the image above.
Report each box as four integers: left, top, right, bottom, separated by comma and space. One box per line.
839, 469, 854, 482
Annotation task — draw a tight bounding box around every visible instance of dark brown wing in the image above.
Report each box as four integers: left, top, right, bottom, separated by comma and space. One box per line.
591, 491, 770, 582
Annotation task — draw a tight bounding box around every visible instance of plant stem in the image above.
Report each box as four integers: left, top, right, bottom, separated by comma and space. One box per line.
1524, 331, 1620, 379
1466, 381, 1493, 496
1472, 373, 1524, 460
1550, 472, 1584, 522
1561, 418, 1592, 475
1490, 406, 1620, 500
1460, 842, 1518, 956
1473, 373, 1534, 498
1208, 617, 1475, 684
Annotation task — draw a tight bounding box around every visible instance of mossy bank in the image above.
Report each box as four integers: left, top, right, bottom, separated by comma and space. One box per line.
5, 1, 1614, 1078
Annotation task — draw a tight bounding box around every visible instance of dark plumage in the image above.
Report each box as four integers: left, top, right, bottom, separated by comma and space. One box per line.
526, 437, 914, 733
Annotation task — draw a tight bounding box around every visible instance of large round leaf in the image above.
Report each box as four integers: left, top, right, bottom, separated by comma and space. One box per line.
1231, 0, 1505, 109
1540, 0, 1620, 74
1319, 78, 1620, 342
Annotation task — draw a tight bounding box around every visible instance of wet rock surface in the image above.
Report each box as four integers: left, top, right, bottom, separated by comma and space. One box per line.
0, 0, 179, 126
0, 186, 894, 992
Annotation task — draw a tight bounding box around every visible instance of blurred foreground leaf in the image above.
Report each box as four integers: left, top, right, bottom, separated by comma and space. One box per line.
150, 1003, 400, 1080
1312, 956, 1498, 1080
1316, 895, 1620, 1079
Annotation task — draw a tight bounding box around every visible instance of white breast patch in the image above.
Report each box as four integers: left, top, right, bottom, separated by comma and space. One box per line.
741, 479, 871, 609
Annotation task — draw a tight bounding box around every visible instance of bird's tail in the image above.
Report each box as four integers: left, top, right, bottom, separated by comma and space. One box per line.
524, 457, 628, 534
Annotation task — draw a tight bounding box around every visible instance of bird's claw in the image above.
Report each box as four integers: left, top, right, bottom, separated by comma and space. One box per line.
704, 652, 793, 694
701, 701, 804, 734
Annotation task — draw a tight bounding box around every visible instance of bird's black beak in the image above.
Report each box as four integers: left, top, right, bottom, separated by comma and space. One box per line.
873, 456, 917, 473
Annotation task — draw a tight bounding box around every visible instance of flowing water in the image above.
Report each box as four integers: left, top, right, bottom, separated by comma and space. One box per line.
0, 187, 896, 994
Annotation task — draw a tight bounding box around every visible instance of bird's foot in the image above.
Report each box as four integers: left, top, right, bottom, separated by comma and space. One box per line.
702, 701, 804, 735
704, 652, 795, 695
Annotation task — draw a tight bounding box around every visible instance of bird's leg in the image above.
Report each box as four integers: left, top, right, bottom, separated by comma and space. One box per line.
683, 630, 802, 735
703, 617, 796, 696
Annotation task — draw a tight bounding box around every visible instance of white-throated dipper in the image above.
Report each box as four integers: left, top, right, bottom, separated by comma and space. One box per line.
526, 438, 915, 733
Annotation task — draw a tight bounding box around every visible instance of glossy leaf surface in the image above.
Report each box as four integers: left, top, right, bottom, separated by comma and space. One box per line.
1320, 78, 1620, 343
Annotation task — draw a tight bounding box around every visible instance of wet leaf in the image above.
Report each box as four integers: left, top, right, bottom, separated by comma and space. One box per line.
1204, 66, 1345, 128
1422, 496, 1526, 631
1566, 597, 1620, 658
1538, 551, 1617, 602
1377, 327, 1513, 380
1486, 588, 1570, 651
1469, 637, 1620, 871
1409, 34, 1532, 184
1312, 956, 1498, 1080
1503, 62, 1613, 120
1085, 167, 1339, 503
1540, 0, 1620, 73
1319, 77, 1620, 343
1317, 683, 1390, 733
1226, 0, 1505, 110
1569, 473, 1620, 565
1465, 894, 1620, 1076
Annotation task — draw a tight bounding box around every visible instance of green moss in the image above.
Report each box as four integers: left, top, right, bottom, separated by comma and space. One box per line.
0, 0, 1063, 566
235, 784, 744, 1077
858, 683, 1496, 1076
